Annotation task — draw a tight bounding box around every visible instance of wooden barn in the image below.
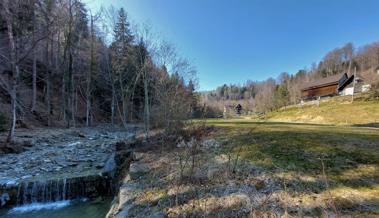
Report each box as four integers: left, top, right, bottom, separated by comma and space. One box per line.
301, 73, 353, 99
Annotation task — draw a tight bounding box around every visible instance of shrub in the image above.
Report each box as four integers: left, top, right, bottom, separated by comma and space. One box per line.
368, 82, 379, 100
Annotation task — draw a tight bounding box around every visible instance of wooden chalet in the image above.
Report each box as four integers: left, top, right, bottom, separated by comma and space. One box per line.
301, 73, 353, 99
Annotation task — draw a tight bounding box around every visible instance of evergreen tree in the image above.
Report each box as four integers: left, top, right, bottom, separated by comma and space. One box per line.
110, 8, 135, 125
113, 8, 133, 57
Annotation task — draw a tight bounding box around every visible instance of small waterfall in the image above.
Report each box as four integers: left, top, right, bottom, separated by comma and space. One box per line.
16, 185, 21, 206
1, 149, 122, 210
16, 179, 70, 206
5, 175, 114, 209
63, 178, 67, 201
22, 183, 28, 205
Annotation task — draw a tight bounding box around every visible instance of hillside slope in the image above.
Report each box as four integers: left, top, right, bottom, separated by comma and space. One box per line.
266, 96, 379, 126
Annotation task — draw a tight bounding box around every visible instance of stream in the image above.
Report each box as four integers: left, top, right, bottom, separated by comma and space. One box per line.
0, 126, 137, 218
0, 198, 112, 218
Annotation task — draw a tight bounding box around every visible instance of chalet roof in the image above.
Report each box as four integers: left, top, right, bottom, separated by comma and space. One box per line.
301, 73, 344, 91
338, 74, 354, 91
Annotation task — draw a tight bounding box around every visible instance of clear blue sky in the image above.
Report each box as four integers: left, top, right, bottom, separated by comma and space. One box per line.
85, 0, 379, 91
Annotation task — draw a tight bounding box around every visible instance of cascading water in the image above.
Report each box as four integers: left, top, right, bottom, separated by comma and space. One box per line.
16, 179, 69, 206
0, 198, 112, 218
0, 128, 135, 217
0, 176, 114, 217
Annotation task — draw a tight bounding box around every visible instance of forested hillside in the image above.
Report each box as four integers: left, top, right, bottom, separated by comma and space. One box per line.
202, 42, 379, 115
0, 0, 197, 144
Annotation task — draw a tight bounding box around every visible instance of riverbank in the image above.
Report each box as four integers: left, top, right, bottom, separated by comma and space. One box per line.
107, 121, 379, 217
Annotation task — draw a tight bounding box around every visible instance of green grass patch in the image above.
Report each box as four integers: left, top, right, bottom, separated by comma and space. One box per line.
265, 96, 379, 126
206, 119, 379, 191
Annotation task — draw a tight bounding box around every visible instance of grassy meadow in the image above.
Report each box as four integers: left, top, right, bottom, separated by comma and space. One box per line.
125, 97, 379, 217
265, 96, 379, 126
204, 119, 379, 216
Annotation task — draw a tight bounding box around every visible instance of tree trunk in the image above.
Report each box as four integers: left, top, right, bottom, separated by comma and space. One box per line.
352, 67, 357, 102
65, 0, 73, 128
143, 71, 150, 139
32, 50, 37, 112
66, 51, 73, 128
4, 4, 18, 142
62, 74, 66, 122
56, 30, 60, 69
46, 33, 51, 126
31, 7, 37, 112
118, 75, 127, 127
50, 34, 54, 118
86, 79, 91, 127
111, 80, 115, 125
70, 69, 75, 127
7, 66, 19, 143
86, 79, 91, 126
122, 96, 128, 125
86, 15, 95, 127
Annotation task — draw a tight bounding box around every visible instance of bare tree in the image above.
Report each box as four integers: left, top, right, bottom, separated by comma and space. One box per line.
135, 29, 153, 138
86, 11, 100, 126
31, 0, 38, 112
1, 0, 20, 143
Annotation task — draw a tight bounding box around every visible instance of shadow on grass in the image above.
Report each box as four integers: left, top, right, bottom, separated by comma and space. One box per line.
129, 173, 379, 218
353, 122, 379, 128
216, 125, 379, 191
205, 120, 333, 127
129, 184, 253, 217
123, 124, 379, 217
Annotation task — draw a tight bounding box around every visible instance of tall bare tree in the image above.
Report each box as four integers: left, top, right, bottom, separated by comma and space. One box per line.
1, 0, 20, 143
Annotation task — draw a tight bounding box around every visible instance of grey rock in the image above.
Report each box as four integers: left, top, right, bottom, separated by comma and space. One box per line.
22, 140, 33, 147
67, 162, 78, 167
96, 163, 105, 169
129, 163, 150, 180
201, 139, 220, 149
21, 175, 32, 180
149, 211, 167, 218
103, 154, 116, 173
132, 152, 144, 161
0, 193, 10, 206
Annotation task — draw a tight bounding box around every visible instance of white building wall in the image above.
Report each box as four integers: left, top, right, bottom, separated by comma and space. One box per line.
340, 87, 354, 96
362, 84, 371, 93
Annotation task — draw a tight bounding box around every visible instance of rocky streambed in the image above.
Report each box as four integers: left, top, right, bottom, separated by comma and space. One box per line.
0, 125, 138, 208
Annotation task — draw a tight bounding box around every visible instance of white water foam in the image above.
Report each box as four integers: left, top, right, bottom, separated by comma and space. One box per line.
67, 141, 81, 147
9, 200, 71, 213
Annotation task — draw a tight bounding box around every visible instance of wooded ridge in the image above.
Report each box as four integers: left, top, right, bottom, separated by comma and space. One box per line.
0, 0, 198, 145
202, 42, 379, 115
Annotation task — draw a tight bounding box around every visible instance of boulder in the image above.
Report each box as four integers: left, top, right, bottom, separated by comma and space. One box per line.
201, 139, 220, 149
129, 163, 150, 180
0, 193, 10, 206
149, 211, 167, 218
132, 152, 144, 161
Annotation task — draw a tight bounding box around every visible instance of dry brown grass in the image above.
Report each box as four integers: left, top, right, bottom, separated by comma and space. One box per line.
118, 121, 379, 218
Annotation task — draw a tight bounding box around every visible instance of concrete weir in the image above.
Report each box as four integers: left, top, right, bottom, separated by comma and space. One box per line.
0, 167, 115, 207
0, 127, 136, 209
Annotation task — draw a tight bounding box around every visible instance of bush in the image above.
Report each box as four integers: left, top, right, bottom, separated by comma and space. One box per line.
193, 105, 222, 118
370, 82, 379, 99
0, 113, 7, 132
368, 82, 379, 100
